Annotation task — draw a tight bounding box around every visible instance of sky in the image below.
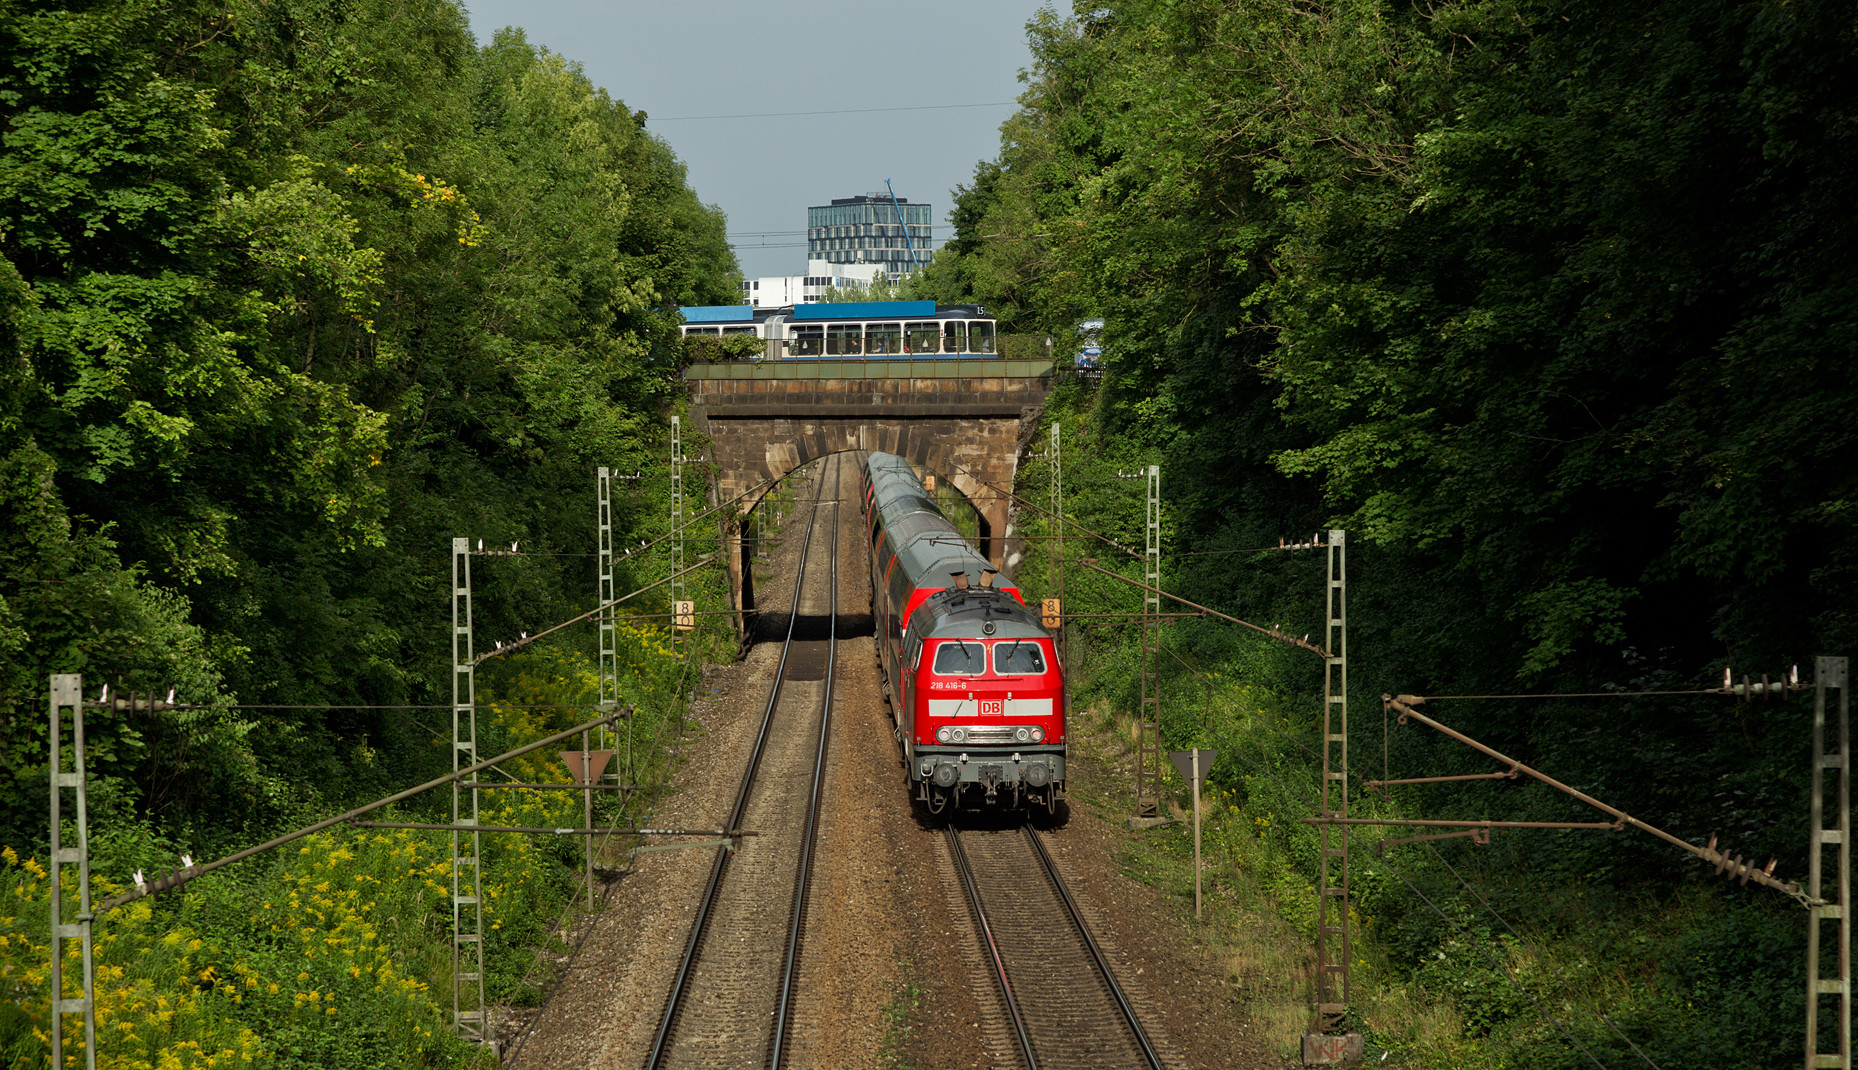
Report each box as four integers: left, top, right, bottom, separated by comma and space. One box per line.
461, 0, 1054, 280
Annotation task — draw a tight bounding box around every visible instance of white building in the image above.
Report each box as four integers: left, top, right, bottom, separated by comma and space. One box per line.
739, 259, 885, 308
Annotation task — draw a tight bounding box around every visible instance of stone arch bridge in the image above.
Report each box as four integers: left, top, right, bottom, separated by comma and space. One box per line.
684, 358, 1054, 621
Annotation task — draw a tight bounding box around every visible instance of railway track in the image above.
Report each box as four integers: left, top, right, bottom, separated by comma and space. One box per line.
948, 822, 1168, 1070
647, 457, 842, 1070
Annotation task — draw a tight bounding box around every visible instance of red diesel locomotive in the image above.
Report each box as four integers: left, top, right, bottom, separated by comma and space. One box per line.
861, 452, 1065, 814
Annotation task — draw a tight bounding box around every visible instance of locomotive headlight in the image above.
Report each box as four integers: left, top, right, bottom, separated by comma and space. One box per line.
1015, 726, 1031, 742
936, 726, 953, 743
1030, 726, 1045, 742
950, 727, 967, 744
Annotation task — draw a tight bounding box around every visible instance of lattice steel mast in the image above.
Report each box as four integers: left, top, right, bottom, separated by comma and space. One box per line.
450, 539, 486, 1041
1051, 423, 1066, 676
1809, 656, 1852, 1070
1134, 464, 1163, 818
670, 417, 687, 643
48, 674, 96, 1070
597, 467, 618, 756
1313, 530, 1351, 1035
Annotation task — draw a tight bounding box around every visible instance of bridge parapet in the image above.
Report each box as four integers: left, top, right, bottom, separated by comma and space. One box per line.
685, 359, 1053, 415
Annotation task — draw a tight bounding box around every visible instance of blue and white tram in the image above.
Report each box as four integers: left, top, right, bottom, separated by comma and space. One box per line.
678, 301, 998, 361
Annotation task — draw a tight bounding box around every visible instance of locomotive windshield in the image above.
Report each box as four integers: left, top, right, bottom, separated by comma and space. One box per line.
932, 641, 986, 675
993, 641, 1047, 675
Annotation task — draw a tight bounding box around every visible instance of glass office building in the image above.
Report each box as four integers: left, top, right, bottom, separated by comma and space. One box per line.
807, 193, 934, 278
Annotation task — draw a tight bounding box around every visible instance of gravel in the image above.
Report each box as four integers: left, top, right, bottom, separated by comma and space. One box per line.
508, 455, 1294, 1069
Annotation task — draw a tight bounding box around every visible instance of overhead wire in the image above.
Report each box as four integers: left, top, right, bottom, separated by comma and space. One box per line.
939, 454, 1146, 561
1195, 707, 1618, 1068
1140, 603, 1635, 1066
653, 100, 1016, 121
947, 437, 1658, 1057
1425, 845, 1662, 1068
1413, 690, 1725, 701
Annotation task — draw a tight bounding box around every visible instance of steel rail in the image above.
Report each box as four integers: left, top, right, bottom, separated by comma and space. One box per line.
1025, 827, 1166, 1070
772, 483, 839, 1070
646, 463, 834, 1069
946, 826, 1039, 1070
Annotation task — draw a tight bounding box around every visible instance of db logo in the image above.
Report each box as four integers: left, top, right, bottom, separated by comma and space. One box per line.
978, 699, 1005, 716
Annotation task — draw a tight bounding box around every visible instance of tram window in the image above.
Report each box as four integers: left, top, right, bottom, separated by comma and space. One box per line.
866, 322, 901, 356
906, 322, 940, 355
827, 324, 863, 356
969, 320, 995, 354
993, 641, 1046, 676
685, 326, 720, 336
943, 320, 966, 354
789, 327, 824, 357
721, 326, 757, 335
932, 641, 987, 676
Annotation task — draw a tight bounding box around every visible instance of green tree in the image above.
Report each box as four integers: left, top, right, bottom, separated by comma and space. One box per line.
0, 0, 738, 846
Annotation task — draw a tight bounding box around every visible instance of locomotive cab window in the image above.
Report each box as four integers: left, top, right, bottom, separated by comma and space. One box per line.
932, 641, 986, 675
992, 641, 1046, 676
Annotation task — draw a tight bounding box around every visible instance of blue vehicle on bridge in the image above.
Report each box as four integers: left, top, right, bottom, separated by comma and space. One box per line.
679, 301, 998, 362
1074, 317, 1104, 372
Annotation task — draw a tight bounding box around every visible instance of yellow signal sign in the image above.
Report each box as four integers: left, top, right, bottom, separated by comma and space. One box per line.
674, 600, 695, 631
924, 474, 936, 492
1041, 598, 1061, 629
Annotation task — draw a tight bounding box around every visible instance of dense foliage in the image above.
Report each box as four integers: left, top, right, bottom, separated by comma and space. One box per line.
943, 0, 1858, 1063
1, 2, 742, 1064
0, 0, 738, 849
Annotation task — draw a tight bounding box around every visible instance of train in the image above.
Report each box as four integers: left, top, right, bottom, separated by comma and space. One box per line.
860, 451, 1065, 815
679, 300, 998, 362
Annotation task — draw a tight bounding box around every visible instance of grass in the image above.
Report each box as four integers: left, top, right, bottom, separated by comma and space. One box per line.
877, 957, 924, 1070
1057, 652, 1798, 1070
1067, 699, 1472, 1065
2, 627, 710, 1070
